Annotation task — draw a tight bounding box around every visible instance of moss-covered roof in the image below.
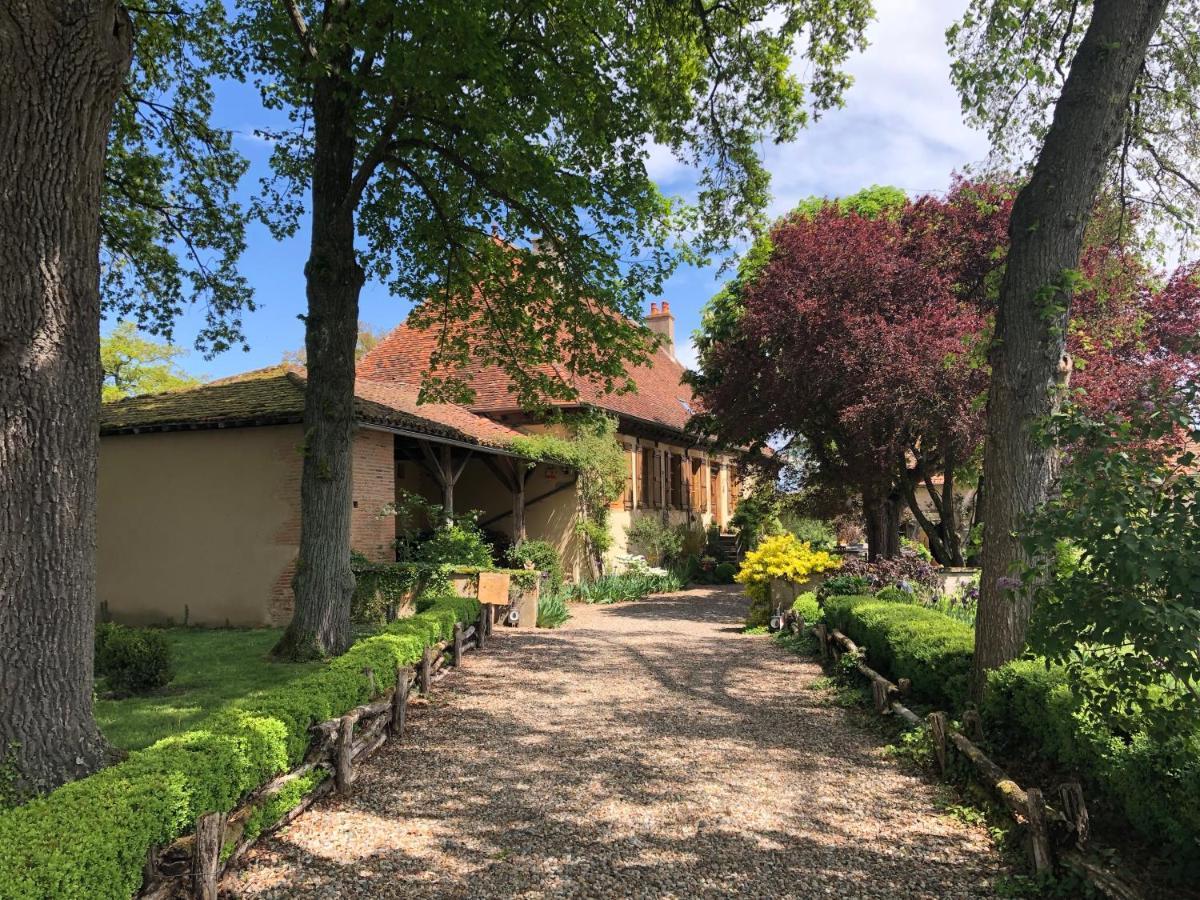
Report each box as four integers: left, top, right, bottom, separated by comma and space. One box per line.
100, 368, 524, 449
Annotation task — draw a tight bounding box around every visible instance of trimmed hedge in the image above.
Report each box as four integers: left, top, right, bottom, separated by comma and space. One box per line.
790, 591, 820, 625
0, 594, 479, 900
822, 595, 973, 712
983, 660, 1200, 875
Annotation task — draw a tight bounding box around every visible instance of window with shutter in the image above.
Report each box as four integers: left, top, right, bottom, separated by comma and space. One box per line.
623, 445, 634, 509
641, 447, 654, 507
669, 454, 684, 508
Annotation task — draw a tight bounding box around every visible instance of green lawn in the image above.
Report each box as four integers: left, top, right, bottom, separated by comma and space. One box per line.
96, 628, 323, 751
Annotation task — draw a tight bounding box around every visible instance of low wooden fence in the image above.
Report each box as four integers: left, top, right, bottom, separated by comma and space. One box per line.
792, 614, 1142, 900
141, 604, 504, 900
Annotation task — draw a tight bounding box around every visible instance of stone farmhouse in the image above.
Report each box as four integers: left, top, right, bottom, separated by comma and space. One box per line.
97, 302, 744, 626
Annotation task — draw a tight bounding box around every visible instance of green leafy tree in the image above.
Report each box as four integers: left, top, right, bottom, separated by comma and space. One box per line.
1, 0, 250, 791
101, 322, 203, 401
241, 0, 875, 658
948, 0, 1200, 695
1022, 387, 1200, 732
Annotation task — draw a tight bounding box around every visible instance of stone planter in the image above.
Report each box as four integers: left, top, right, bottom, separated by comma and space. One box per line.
935, 567, 980, 597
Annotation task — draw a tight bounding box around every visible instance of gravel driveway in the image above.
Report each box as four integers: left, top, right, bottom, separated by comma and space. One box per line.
225, 586, 1005, 899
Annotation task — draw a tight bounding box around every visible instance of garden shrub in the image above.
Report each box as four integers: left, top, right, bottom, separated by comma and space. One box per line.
507, 540, 564, 593
822, 595, 973, 712
790, 591, 820, 625
783, 515, 836, 550
712, 561, 737, 584
737, 533, 840, 628
873, 584, 917, 605
94, 623, 174, 696
817, 573, 871, 601
834, 555, 941, 599
624, 515, 684, 566
0, 594, 479, 899
983, 660, 1200, 877
536, 592, 571, 628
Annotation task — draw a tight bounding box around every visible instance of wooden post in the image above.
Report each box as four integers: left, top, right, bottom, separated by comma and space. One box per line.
1059, 781, 1090, 849
897, 677, 912, 697
815, 623, 829, 660
336, 714, 355, 795
390, 667, 410, 739
453, 622, 464, 667
1026, 787, 1053, 874
928, 712, 948, 775
192, 811, 226, 900
512, 464, 526, 543
419, 645, 432, 694
963, 708, 985, 742
871, 679, 889, 714
476, 607, 487, 650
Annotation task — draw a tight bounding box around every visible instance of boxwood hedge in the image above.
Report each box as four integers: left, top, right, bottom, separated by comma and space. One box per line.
0, 594, 479, 900
983, 660, 1200, 876
822, 594, 973, 712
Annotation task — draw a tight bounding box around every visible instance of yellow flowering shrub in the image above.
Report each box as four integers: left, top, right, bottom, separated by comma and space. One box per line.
736, 533, 840, 627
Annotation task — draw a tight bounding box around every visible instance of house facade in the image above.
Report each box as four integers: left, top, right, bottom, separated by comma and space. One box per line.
96, 303, 744, 627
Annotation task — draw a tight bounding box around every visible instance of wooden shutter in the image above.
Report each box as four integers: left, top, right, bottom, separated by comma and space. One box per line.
641, 447, 653, 507
622, 445, 634, 509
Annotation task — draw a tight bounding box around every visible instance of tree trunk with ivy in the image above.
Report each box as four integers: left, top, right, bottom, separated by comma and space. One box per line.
971, 0, 1169, 699
0, 0, 132, 791
273, 67, 362, 661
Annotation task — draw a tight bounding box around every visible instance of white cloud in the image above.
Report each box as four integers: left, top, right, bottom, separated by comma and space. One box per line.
765, 0, 991, 213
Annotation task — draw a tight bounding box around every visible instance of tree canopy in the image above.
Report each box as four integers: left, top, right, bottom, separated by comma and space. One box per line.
100, 322, 203, 401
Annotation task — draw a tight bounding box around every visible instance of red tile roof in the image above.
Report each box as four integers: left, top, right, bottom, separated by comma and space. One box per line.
358, 319, 697, 433
101, 369, 524, 448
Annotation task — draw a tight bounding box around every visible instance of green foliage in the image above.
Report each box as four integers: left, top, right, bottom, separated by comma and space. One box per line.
790, 591, 821, 625
94, 624, 174, 697
95, 629, 320, 752
106, 1, 252, 353
415, 521, 493, 570
790, 184, 908, 221
883, 726, 935, 769
560, 569, 683, 605
0, 594, 479, 899
817, 573, 872, 601
1022, 393, 1200, 729
625, 516, 684, 566
99, 322, 202, 401
728, 482, 785, 550
900, 536, 933, 562
712, 562, 738, 584
511, 414, 626, 566
536, 593, 572, 629
948, 0, 1200, 234
983, 660, 1200, 878
783, 515, 837, 550
350, 561, 452, 625
822, 595, 974, 712
239, 0, 873, 407
242, 770, 327, 846
507, 540, 564, 594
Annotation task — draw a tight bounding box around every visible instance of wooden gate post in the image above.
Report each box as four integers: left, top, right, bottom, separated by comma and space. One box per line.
453, 622, 464, 667
390, 667, 411, 739
928, 712, 948, 775
336, 714, 355, 795
1026, 787, 1053, 874
192, 811, 226, 900
419, 645, 432, 694
815, 623, 829, 661
476, 606, 487, 650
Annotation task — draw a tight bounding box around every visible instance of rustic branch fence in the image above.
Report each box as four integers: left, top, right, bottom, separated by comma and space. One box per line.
140, 604, 503, 900
790, 613, 1143, 900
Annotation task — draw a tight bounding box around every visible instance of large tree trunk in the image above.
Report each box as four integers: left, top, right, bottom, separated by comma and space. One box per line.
863, 487, 900, 561
971, 0, 1168, 699
273, 71, 363, 660
0, 0, 132, 791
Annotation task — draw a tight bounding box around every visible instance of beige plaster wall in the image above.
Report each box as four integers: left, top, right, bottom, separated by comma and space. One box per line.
97, 425, 304, 627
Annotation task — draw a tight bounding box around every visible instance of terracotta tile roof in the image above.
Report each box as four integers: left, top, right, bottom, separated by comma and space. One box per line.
357, 319, 697, 433
101, 370, 524, 449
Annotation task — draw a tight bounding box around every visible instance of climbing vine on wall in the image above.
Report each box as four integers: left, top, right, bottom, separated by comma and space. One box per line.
509, 412, 626, 576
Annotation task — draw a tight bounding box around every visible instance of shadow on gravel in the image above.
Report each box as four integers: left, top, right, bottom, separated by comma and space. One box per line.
226, 587, 1004, 899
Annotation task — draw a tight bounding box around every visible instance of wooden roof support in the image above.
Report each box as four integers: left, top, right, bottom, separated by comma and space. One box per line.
417, 440, 472, 518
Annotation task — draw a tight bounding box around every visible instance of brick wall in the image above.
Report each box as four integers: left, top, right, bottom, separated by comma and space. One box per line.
268, 427, 395, 625
350, 428, 396, 563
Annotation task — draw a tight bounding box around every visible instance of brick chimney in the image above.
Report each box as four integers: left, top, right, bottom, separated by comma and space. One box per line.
647, 301, 675, 359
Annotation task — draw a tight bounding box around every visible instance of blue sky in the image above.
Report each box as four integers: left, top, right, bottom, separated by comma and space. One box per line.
154, 0, 991, 380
